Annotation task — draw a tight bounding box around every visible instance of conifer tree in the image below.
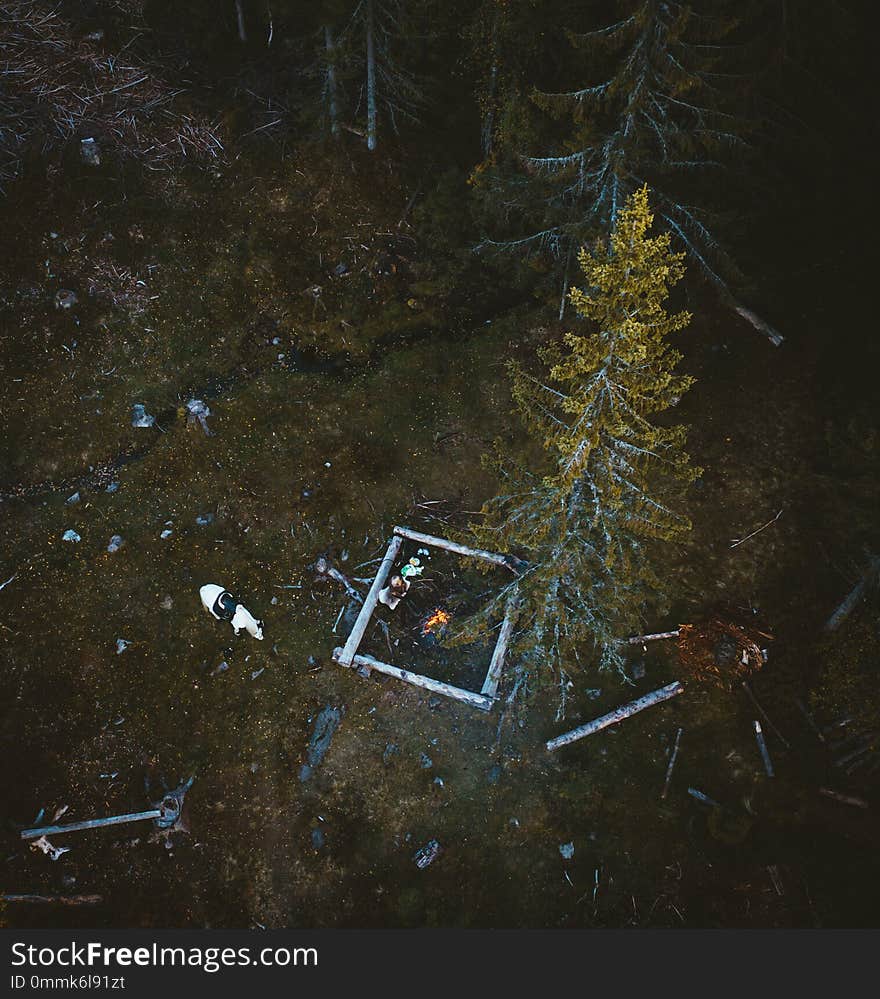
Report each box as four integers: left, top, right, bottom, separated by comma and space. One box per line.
463, 187, 697, 700
476, 0, 783, 343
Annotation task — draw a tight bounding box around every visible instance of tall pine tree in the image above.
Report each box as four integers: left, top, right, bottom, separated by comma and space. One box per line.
463, 187, 697, 702
475, 0, 783, 343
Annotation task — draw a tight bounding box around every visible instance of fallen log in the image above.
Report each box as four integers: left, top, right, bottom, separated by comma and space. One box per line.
626, 630, 680, 646
688, 787, 721, 807
480, 598, 518, 699
333, 648, 493, 711
311, 556, 364, 604
661, 727, 683, 799
337, 535, 403, 667
823, 556, 880, 633
818, 788, 868, 809
546, 681, 684, 752
21, 809, 162, 840
1, 893, 102, 906
392, 525, 524, 574
753, 720, 775, 777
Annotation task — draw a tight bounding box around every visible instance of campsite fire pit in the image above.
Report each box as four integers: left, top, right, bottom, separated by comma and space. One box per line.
421, 608, 451, 637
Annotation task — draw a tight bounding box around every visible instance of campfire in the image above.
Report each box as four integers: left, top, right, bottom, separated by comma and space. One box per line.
421, 608, 451, 636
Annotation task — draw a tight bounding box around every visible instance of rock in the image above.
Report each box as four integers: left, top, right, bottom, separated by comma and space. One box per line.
195, 512, 214, 526
66, 491, 80, 505
115, 639, 130, 654
211, 661, 229, 676
54, 289, 78, 310
160, 528, 173, 539
486, 764, 502, 785
160, 595, 173, 610
413, 839, 442, 869
131, 404, 155, 429
107, 534, 124, 553
631, 661, 646, 680
433, 776, 445, 787
311, 827, 325, 849
559, 841, 575, 860
382, 742, 399, 765
80, 137, 101, 167
62, 529, 81, 543
332, 262, 349, 277
419, 753, 433, 770
585, 688, 602, 700
105, 481, 119, 493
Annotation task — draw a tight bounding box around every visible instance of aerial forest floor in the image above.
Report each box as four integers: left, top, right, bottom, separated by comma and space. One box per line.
1, 140, 879, 928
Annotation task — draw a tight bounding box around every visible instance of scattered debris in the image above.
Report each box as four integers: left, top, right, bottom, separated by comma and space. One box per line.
413, 839, 442, 869
186, 398, 213, 435
559, 842, 575, 860
299, 705, 345, 782
29, 836, 70, 861
250, 667, 265, 680
196, 512, 214, 526
131, 404, 155, 429
677, 618, 770, 688
211, 660, 229, 676
62, 529, 81, 543
311, 555, 364, 604
115, 639, 130, 655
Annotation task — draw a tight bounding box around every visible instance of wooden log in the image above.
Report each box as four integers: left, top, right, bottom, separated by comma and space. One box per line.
741, 681, 791, 749
661, 727, 683, 799
1, 893, 102, 906
392, 525, 522, 574
626, 630, 680, 645
546, 681, 684, 752
688, 787, 721, 807
21, 809, 161, 840
480, 598, 518, 699
753, 719, 775, 777
818, 788, 868, 809
333, 648, 493, 711
337, 535, 403, 667
823, 556, 880, 633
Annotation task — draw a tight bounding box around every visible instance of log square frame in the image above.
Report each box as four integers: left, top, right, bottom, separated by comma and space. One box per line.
331, 525, 519, 712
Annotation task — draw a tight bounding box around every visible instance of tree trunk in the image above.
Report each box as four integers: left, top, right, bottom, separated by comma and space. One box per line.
365, 0, 377, 151
324, 26, 339, 138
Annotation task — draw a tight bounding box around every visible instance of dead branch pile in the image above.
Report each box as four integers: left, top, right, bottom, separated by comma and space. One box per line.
677, 618, 770, 688
0, 2, 223, 186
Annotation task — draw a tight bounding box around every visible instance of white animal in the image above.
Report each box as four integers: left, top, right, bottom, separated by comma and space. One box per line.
199, 584, 264, 640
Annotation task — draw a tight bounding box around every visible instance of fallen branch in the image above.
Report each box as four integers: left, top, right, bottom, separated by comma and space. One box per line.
0, 572, 17, 592
661, 727, 683, 799
818, 788, 868, 809
0, 893, 102, 906
546, 681, 684, 752
627, 629, 681, 645
311, 556, 364, 605
742, 681, 791, 749
823, 556, 880, 633
730, 509, 783, 549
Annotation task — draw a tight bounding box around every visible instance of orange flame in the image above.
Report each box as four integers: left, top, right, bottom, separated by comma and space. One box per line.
422, 608, 451, 635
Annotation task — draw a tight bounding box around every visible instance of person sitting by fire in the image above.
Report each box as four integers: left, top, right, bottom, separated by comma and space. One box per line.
378, 558, 423, 610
